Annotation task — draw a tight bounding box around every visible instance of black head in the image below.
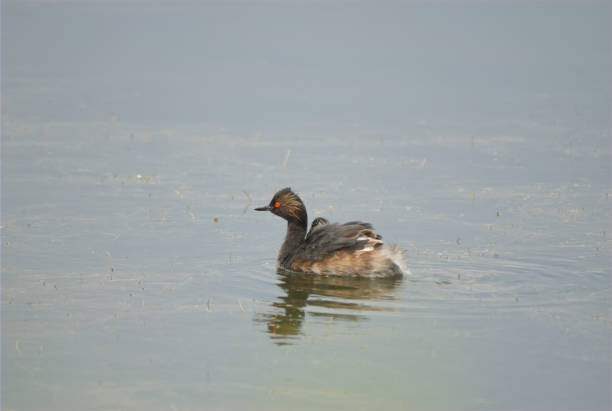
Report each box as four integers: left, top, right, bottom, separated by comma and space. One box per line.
255, 187, 308, 228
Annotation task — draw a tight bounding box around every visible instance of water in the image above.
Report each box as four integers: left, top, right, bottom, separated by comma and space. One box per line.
2, 1, 611, 410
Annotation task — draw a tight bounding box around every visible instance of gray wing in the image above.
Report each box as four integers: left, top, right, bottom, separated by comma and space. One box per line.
299, 221, 383, 261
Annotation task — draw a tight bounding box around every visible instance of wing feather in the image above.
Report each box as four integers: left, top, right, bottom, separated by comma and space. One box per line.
298, 221, 383, 261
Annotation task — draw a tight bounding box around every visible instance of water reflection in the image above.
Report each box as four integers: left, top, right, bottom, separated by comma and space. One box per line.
257, 269, 403, 345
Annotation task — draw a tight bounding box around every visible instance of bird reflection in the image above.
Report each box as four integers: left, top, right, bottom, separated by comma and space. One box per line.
257, 269, 403, 345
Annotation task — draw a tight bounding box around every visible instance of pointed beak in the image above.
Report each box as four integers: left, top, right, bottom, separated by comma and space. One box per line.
254, 205, 272, 211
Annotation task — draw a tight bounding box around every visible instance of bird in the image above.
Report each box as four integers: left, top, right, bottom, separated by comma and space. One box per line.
306, 217, 329, 239
255, 187, 409, 276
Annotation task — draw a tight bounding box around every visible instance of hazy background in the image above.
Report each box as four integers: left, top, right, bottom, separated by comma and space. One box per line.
4, 1, 610, 131
2, 1, 611, 410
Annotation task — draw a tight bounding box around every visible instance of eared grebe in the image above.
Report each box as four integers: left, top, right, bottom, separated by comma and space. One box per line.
307, 217, 328, 239
255, 187, 409, 276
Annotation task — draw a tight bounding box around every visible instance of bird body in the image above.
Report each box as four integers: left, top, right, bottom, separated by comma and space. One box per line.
255, 188, 409, 277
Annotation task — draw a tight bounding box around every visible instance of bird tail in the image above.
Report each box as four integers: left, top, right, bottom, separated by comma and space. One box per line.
383, 244, 411, 276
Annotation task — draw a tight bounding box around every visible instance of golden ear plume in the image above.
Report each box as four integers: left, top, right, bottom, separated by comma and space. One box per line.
278, 191, 304, 222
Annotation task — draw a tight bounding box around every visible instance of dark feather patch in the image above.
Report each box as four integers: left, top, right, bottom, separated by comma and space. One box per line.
294, 221, 383, 262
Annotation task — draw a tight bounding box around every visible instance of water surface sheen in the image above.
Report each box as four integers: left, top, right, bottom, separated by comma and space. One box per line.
2, 1, 610, 410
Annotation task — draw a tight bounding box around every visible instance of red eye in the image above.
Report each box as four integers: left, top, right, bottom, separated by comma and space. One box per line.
274, 202, 280, 208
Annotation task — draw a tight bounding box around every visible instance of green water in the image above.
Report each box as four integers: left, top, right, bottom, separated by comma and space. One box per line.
2, 1, 610, 410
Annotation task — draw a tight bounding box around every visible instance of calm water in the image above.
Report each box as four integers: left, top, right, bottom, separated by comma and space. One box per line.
2, 1, 611, 410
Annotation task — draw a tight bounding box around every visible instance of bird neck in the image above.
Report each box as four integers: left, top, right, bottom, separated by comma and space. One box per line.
278, 220, 307, 267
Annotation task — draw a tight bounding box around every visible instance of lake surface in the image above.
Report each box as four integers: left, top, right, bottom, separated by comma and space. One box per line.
2, 1, 610, 410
